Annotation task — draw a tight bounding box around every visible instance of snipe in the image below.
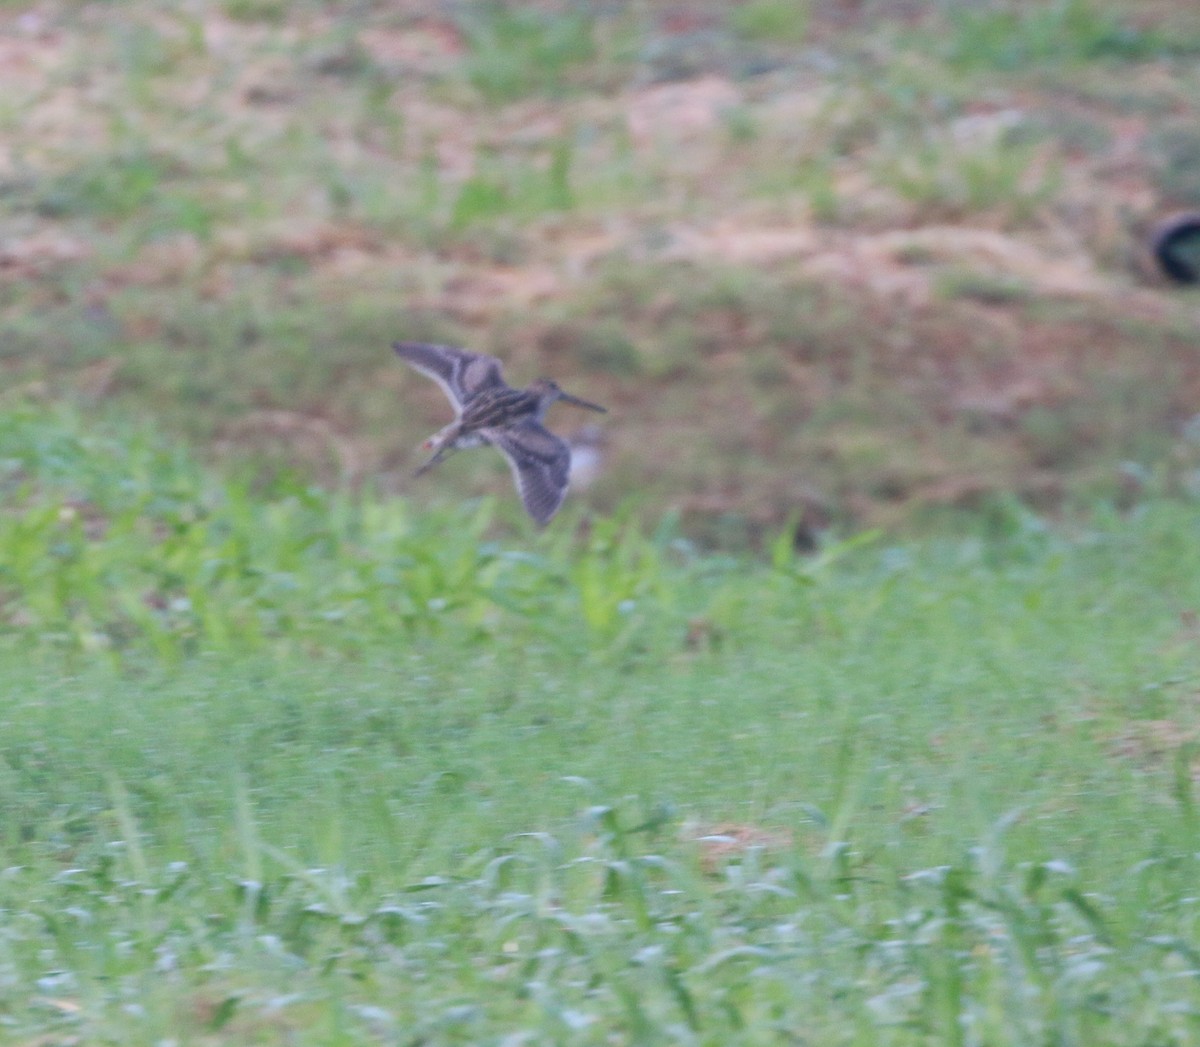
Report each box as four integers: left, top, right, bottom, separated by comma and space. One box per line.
393, 341, 607, 525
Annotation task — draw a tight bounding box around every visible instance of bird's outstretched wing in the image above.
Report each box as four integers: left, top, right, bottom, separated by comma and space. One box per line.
392, 342, 507, 415
485, 419, 572, 526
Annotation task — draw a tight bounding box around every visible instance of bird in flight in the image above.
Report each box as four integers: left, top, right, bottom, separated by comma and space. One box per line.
393, 341, 607, 525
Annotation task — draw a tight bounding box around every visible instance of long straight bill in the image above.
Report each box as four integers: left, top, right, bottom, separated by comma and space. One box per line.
560, 393, 607, 413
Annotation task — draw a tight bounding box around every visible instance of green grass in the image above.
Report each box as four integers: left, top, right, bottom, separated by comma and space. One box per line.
937, 0, 1195, 70
729, 0, 811, 44
457, 4, 600, 102
4, 407, 1200, 1043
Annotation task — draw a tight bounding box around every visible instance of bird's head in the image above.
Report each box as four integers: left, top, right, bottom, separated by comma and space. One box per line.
531, 377, 607, 413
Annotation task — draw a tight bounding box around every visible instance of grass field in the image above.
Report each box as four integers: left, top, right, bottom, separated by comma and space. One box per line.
4, 407, 1200, 1043
6, 1, 1200, 1042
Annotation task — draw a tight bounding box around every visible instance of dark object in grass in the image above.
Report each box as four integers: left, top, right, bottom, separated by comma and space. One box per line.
1150, 212, 1200, 285
393, 342, 607, 526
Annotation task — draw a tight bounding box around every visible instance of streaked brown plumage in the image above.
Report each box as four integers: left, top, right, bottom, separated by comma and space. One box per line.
393, 341, 607, 525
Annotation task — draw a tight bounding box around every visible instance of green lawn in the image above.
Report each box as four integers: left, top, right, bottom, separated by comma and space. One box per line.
3, 407, 1200, 1043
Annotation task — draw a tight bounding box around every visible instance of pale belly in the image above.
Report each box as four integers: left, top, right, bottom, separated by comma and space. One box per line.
425, 425, 489, 452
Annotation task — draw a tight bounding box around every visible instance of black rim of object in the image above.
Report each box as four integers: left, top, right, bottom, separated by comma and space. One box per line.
1151, 214, 1200, 285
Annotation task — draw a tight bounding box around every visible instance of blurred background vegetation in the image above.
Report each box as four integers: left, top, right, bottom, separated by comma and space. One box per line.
8, 5, 1200, 1042
3, 0, 1200, 543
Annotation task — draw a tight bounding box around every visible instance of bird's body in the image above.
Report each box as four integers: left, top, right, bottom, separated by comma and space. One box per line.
393, 341, 607, 525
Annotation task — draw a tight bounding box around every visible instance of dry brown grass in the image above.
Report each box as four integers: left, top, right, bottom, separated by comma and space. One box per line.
3, 0, 1200, 537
